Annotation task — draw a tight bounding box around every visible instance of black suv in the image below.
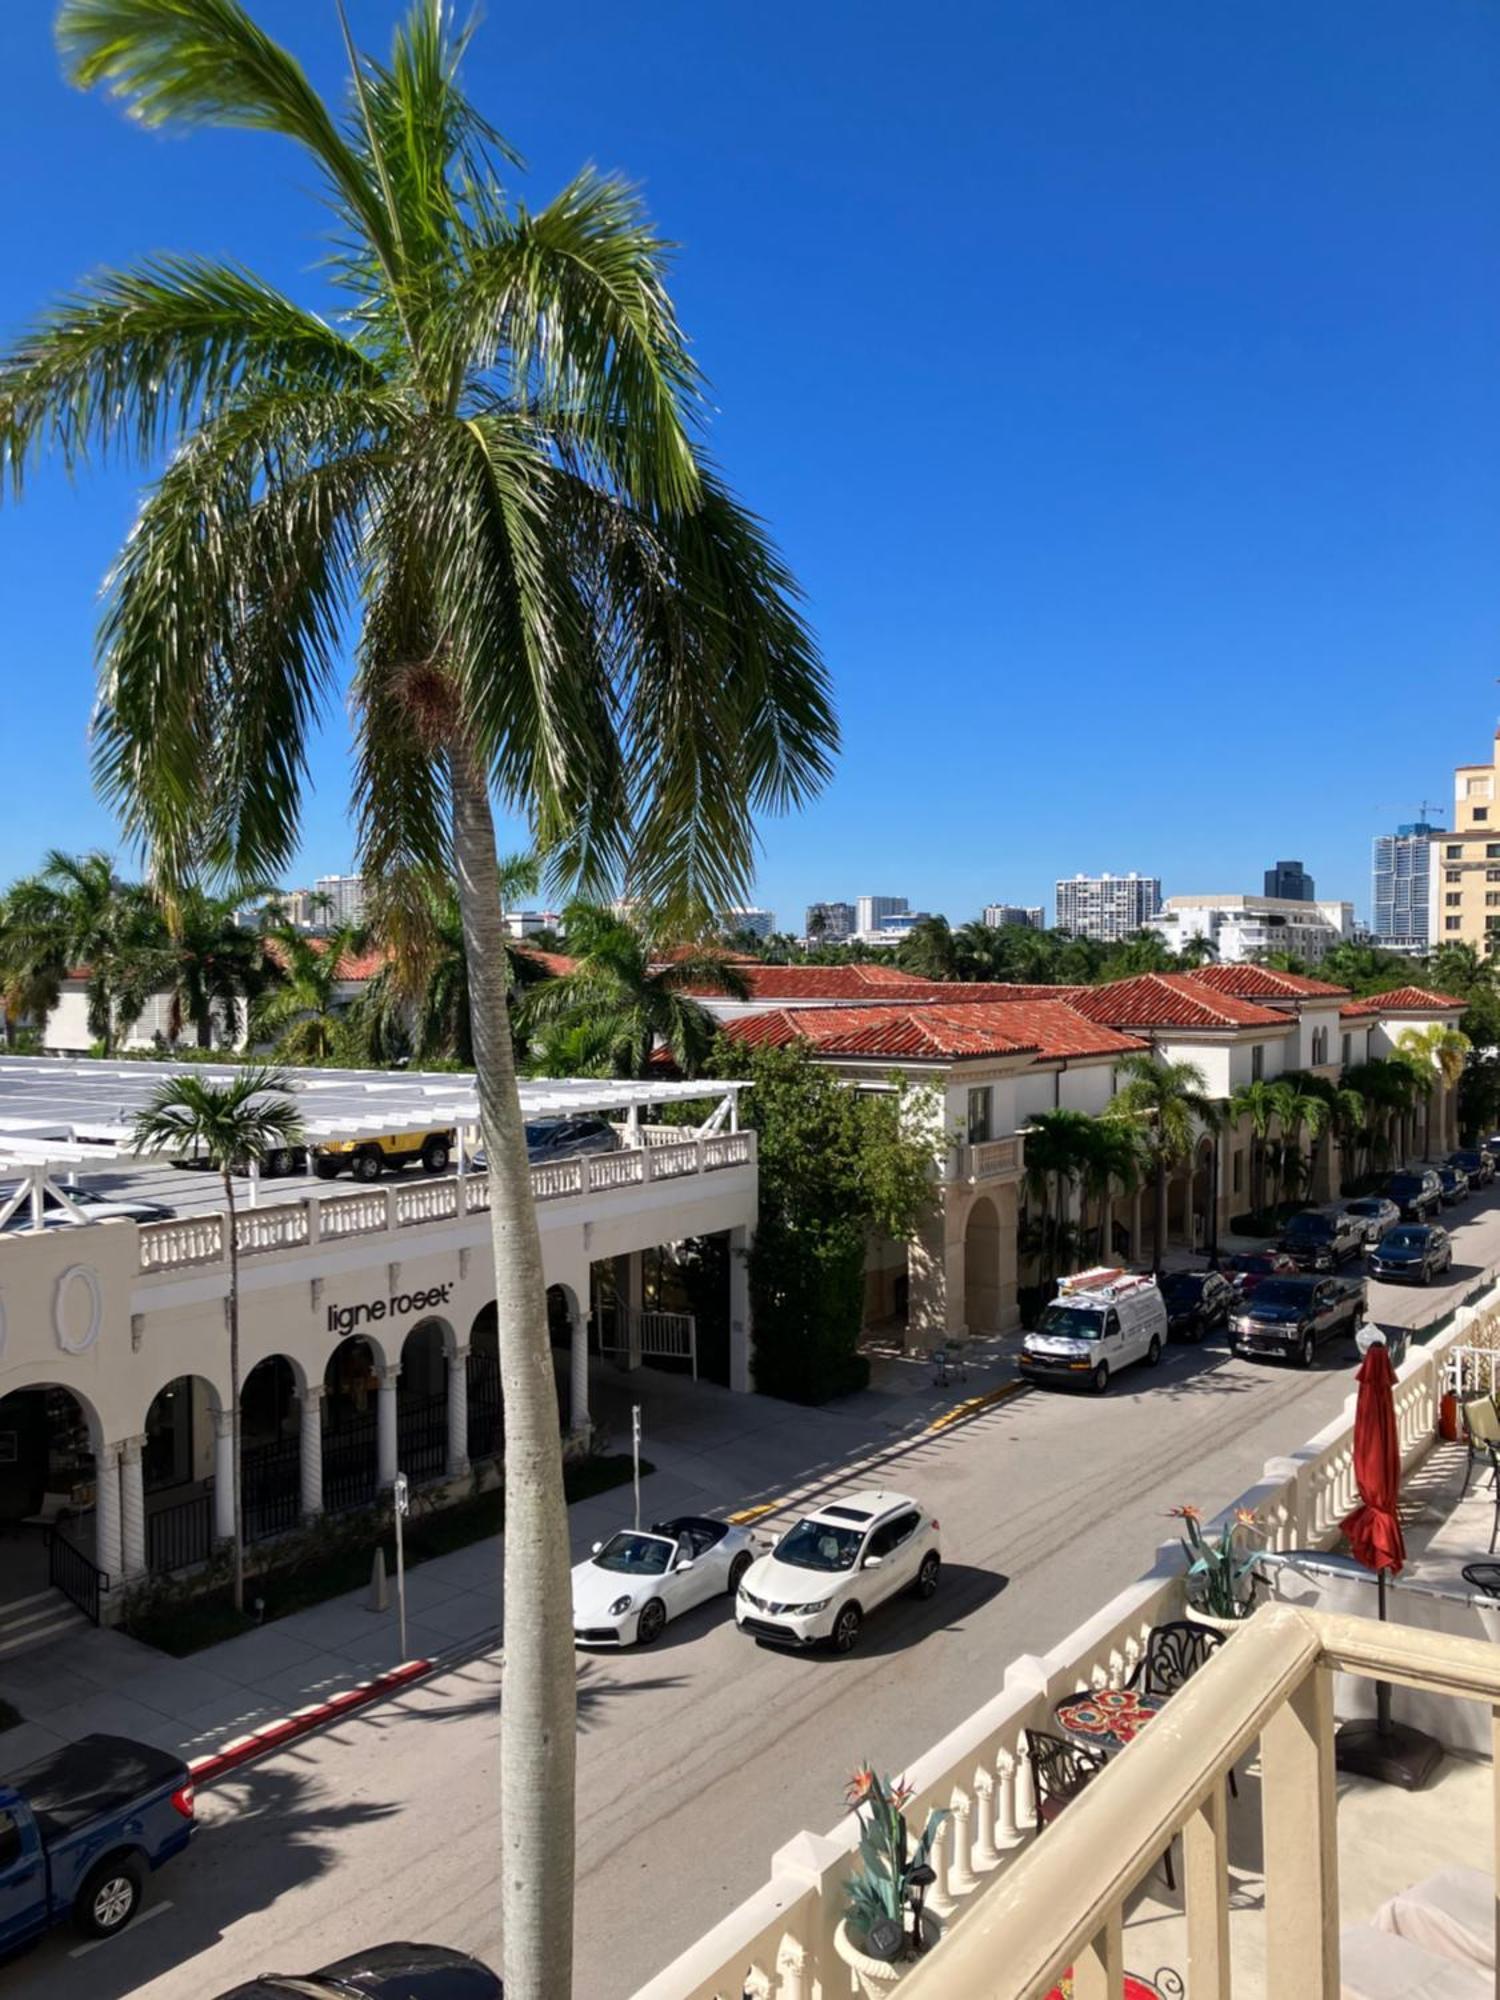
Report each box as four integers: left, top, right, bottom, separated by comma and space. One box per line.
1278, 1207, 1365, 1272
1158, 1269, 1236, 1343
1386, 1168, 1443, 1222
1449, 1148, 1495, 1188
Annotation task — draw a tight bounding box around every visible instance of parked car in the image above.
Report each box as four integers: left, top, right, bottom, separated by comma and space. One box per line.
0, 1733, 195, 1947
1449, 1147, 1495, 1188
1158, 1269, 1236, 1343
1369, 1223, 1454, 1286
1386, 1168, 1443, 1223
314, 1128, 455, 1182
571, 1515, 756, 1647
470, 1118, 624, 1177
1019, 1268, 1168, 1393
1278, 1206, 1366, 1272
1340, 1196, 1401, 1249
1231, 1273, 1367, 1368
212, 1943, 502, 1998
0, 1182, 172, 1232
736, 1490, 940, 1654
1437, 1164, 1470, 1206
1222, 1249, 1299, 1298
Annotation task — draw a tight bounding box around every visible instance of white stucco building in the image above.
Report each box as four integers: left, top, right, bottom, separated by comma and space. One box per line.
1147, 893, 1355, 965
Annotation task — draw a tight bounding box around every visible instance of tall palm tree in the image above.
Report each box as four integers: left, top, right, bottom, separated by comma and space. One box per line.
1428, 940, 1492, 996
6, 9, 834, 1989
1107, 1054, 1214, 1275
1021, 1109, 1097, 1285
895, 914, 959, 981
1266, 1080, 1328, 1212
154, 883, 278, 1048
130, 1068, 302, 1612
0, 850, 157, 1052
524, 903, 749, 1078
1346, 1059, 1416, 1171
253, 923, 366, 1064
1227, 1077, 1281, 1218
1075, 1116, 1142, 1264
1395, 1023, 1471, 1158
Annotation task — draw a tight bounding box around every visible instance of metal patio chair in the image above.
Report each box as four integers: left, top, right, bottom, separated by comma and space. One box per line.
1024, 1728, 1176, 1892
1129, 1621, 1237, 1797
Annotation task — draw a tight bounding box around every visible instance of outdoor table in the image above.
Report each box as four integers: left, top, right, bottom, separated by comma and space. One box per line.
1052, 1685, 1164, 1755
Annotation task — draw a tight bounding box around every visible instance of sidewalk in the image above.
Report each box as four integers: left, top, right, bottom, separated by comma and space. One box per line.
0, 1355, 1013, 1773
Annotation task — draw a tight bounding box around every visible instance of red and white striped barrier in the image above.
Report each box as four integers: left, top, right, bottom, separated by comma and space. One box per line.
187, 1657, 433, 1784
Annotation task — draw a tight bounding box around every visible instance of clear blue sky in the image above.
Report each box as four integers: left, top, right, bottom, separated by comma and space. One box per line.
2, 1, 1498, 928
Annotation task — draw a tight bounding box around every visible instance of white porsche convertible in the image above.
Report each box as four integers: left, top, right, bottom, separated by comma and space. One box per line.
571, 1514, 758, 1647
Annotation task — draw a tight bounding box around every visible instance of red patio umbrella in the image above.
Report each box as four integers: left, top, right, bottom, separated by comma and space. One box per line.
1335, 1334, 1440, 1789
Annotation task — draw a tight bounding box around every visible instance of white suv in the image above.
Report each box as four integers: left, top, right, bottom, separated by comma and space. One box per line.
735, 1490, 940, 1654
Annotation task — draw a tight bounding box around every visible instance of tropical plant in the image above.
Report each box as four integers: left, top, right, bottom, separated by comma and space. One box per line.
1170, 1504, 1261, 1621
1345, 1059, 1415, 1173
0, 850, 158, 1052
523, 904, 749, 1078
1021, 1108, 1098, 1287
153, 883, 278, 1048
252, 923, 366, 1065
130, 1068, 303, 1613
1395, 1023, 1471, 1158
1075, 1116, 1143, 1264
8, 7, 835, 1987
842, 1764, 949, 1958
1266, 1079, 1328, 1212
1227, 1078, 1281, 1218
894, 914, 959, 981
1107, 1054, 1214, 1275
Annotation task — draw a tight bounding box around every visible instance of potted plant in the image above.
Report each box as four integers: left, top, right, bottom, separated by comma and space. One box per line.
1171, 1505, 1261, 1629
833, 1766, 948, 1993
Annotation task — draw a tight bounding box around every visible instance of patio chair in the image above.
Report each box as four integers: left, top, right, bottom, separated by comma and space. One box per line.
1128, 1621, 1238, 1798
1459, 1394, 1500, 1501
1024, 1729, 1176, 1892
1460, 1562, 1500, 1601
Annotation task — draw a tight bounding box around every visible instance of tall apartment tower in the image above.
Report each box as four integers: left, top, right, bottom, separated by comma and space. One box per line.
856, 895, 908, 935
1054, 874, 1160, 943
981, 904, 1045, 930
1434, 734, 1500, 952
804, 901, 856, 942
1372, 823, 1442, 948
312, 874, 366, 927
1263, 859, 1314, 902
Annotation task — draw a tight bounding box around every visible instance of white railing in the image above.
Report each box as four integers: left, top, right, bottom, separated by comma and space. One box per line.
636, 1284, 1494, 2000
316, 1189, 389, 1241
233, 1203, 309, 1255
137, 1213, 224, 1272
645, 1141, 702, 1182
597, 1306, 698, 1379
947, 1133, 1026, 1184
1448, 1341, 1500, 1399
531, 1159, 586, 1202
394, 1179, 460, 1227
702, 1133, 752, 1171
587, 1150, 648, 1192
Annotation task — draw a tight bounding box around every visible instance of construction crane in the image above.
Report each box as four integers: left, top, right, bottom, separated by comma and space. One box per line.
1374, 799, 1445, 826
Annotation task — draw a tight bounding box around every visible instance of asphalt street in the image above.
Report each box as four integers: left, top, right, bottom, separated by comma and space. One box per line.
11, 1183, 1500, 2000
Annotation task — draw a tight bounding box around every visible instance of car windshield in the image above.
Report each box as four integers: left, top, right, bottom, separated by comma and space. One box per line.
591, 1532, 673, 1576
1249, 1280, 1308, 1309
1283, 1214, 1331, 1239
1344, 1202, 1380, 1218
1035, 1302, 1106, 1341
775, 1518, 866, 1571
1160, 1275, 1205, 1302
1384, 1228, 1428, 1250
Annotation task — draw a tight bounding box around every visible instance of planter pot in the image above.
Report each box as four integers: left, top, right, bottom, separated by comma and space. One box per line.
834, 1916, 941, 1996
1184, 1601, 1254, 1635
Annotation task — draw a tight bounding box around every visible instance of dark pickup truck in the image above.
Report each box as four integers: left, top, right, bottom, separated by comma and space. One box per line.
1278, 1207, 1366, 1272
1231, 1274, 1367, 1368
0, 1733, 195, 1951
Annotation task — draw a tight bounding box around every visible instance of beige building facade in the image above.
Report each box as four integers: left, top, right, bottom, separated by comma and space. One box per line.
1434, 730, 1500, 952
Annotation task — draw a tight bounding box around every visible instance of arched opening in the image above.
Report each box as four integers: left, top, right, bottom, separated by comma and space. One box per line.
467, 1305, 501, 1464
0, 1384, 101, 1597
323, 1336, 380, 1513
964, 1195, 1001, 1333
398, 1318, 451, 1484
241, 1356, 301, 1543
143, 1374, 220, 1573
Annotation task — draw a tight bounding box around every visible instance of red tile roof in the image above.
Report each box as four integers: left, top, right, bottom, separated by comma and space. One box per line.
1186, 964, 1350, 1002
723, 1000, 1147, 1063
1339, 986, 1467, 1018
1070, 972, 1288, 1031
677, 964, 943, 1001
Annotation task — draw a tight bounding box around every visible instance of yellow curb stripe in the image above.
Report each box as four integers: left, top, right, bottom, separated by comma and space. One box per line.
923, 1378, 1028, 1435
726, 1500, 781, 1526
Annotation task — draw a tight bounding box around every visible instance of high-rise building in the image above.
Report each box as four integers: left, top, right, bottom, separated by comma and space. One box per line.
719, 907, 775, 942
804, 901, 856, 942
312, 873, 367, 927
1148, 895, 1354, 966
856, 895, 907, 936
981, 904, 1045, 931
1054, 874, 1160, 943
1435, 733, 1500, 953
1373, 823, 1443, 949
1263, 859, 1315, 902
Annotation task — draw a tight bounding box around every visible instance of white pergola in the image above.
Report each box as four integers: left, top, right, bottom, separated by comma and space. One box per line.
0, 1057, 741, 1229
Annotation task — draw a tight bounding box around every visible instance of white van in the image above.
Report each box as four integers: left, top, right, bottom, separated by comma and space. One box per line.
1018, 1267, 1169, 1394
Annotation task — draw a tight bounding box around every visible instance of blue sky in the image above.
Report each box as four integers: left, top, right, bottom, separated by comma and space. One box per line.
2, 1, 1498, 929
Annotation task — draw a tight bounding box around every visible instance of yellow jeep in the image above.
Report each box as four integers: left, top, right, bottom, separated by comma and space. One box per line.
313, 1128, 455, 1183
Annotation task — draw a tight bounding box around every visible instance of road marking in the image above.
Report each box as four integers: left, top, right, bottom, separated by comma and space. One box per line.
924, 1379, 1028, 1434
69, 1901, 172, 1957
726, 1501, 780, 1525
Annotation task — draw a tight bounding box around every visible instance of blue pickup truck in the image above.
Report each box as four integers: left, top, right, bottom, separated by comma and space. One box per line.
0, 1732, 195, 1950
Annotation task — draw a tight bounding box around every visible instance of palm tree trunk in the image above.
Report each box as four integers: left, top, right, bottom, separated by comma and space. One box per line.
1152, 1150, 1167, 1276
449, 734, 575, 2000
224, 1169, 244, 1615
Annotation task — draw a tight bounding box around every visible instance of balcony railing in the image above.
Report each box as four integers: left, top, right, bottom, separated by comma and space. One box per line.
947, 1133, 1025, 1185
135, 1131, 755, 1277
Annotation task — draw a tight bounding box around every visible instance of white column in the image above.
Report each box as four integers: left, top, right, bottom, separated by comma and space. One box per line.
729, 1225, 753, 1394
569, 1312, 590, 1432
377, 1365, 400, 1489
94, 1442, 123, 1581
448, 1347, 471, 1476
213, 1410, 236, 1542
298, 1384, 325, 1519
119, 1436, 147, 1579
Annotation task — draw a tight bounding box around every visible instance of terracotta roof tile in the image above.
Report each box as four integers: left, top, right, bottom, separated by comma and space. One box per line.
1339, 985, 1467, 1018
1070, 972, 1288, 1031
723, 1000, 1146, 1063
1186, 964, 1350, 1001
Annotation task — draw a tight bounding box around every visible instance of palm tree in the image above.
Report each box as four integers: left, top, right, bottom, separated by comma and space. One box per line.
1176, 934, 1218, 968
1428, 940, 1492, 995
0, 851, 157, 1052
1346, 1059, 1416, 1171
1021, 1110, 1094, 1286
895, 915, 959, 981
1075, 1116, 1142, 1263
1395, 1024, 1471, 1158
524, 903, 749, 1078
154, 883, 277, 1048
253, 923, 366, 1065
1266, 1080, 1328, 1212
7, 10, 834, 1988
130, 1068, 302, 1612
1108, 1054, 1214, 1275
1227, 1077, 1281, 1219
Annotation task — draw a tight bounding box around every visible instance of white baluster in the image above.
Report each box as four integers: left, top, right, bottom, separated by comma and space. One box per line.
971, 1765, 999, 1870
947, 1787, 976, 1897
775, 1935, 807, 2000
1014, 1746, 1037, 1834
925, 1814, 955, 1918
741, 1966, 773, 2000
995, 1749, 1022, 1848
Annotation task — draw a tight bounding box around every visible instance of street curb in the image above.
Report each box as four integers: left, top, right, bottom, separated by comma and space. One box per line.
923, 1377, 1028, 1434
187, 1657, 433, 1784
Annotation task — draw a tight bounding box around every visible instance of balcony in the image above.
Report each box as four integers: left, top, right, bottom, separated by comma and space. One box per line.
947, 1133, 1026, 1186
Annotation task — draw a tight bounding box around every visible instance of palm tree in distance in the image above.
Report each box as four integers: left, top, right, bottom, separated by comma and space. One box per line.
1395, 1024, 1470, 1158
1227, 1077, 1281, 1219
131, 1068, 303, 1613
1108, 1054, 1214, 1275
4, 8, 835, 1989
0, 850, 156, 1053
154, 883, 277, 1048
253, 923, 367, 1065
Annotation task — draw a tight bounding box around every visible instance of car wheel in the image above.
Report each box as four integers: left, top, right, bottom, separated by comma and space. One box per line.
1299, 1331, 1317, 1369
422, 1138, 450, 1173
1145, 1334, 1162, 1367
913, 1551, 941, 1600
635, 1599, 667, 1646
352, 1149, 383, 1183
728, 1551, 752, 1596
1091, 1362, 1110, 1395
314, 1159, 340, 1180
75, 1857, 142, 1938
267, 1147, 295, 1178
830, 1603, 863, 1654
